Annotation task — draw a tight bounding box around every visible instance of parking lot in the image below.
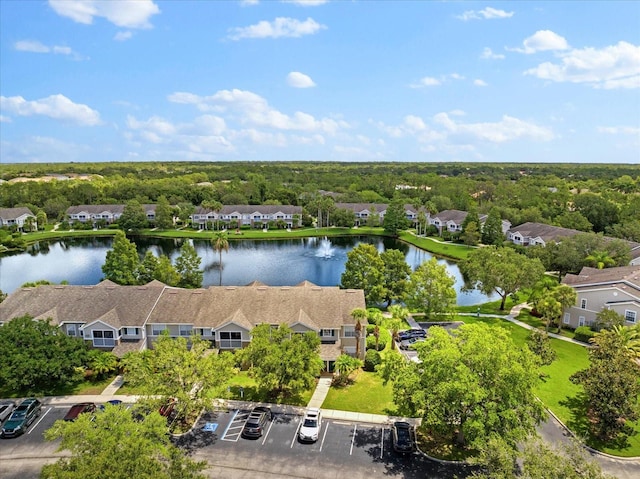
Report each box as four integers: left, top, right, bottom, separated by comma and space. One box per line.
174, 408, 472, 479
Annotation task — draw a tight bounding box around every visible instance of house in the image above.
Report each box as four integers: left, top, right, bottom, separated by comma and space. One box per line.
191, 205, 302, 229
0, 207, 36, 231
0, 280, 366, 371
429, 209, 511, 236
66, 205, 157, 225
334, 203, 425, 227
561, 266, 640, 329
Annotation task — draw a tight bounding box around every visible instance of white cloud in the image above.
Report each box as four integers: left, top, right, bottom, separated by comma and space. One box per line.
457, 7, 514, 21
480, 47, 505, 60
168, 88, 347, 134
474, 79, 488, 86
48, 0, 160, 29
0, 115, 12, 123
597, 126, 640, 135
411, 77, 441, 88
287, 71, 316, 88
511, 30, 569, 54
15, 40, 79, 57
434, 113, 555, 142
227, 17, 326, 40
525, 41, 640, 89
0, 136, 92, 163
241, 0, 260, 5
0, 94, 101, 125
281, 0, 329, 5
114, 31, 133, 42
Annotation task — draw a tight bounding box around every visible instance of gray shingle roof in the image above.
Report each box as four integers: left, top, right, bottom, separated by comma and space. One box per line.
0, 207, 34, 220
562, 265, 640, 290
507, 222, 580, 242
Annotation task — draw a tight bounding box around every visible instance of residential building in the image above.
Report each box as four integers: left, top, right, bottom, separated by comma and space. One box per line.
561, 266, 640, 329
429, 209, 511, 236
0, 280, 366, 371
334, 203, 425, 227
191, 205, 302, 229
0, 207, 36, 230
66, 205, 157, 224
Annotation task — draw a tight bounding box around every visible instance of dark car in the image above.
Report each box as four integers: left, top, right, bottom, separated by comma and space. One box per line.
241, 406, 272, 439
1, 398, 42, 438
391, 421, 416, 454
0, 400, 16, 423
64, 402, 96, 421
159, 398, 178, 419
398, 329, 426, 341
399, 337, 422, 350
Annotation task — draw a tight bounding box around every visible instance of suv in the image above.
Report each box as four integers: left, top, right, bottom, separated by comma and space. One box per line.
1, 398, 42, 438
64, 402, 96, 421
398, 329, 426, 341
391, 421, 416, 454
241, 407, 272, 439
298, 408, 322, 443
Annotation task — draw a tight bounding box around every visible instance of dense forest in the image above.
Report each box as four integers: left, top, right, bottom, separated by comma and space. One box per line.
1, 162, 639, 241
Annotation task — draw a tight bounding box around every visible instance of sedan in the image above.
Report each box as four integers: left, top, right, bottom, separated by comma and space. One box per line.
298, 407, 322, 442
1, 398, 42, 438
0, 400, 16, 423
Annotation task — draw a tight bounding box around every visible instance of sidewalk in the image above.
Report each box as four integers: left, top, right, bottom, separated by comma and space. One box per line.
306, 377, 331, 408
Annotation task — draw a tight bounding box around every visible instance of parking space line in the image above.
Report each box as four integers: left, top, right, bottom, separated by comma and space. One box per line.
261, 420, 274, 445
290, 419, 300, 448
28, 407, 51, 435
319, 422, 329, 452
349, 424, 357, 455
380, 427, 385, 458
220, 409, 239, 441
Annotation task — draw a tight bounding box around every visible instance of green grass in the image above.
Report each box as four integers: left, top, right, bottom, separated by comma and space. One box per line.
455, 294, 525, 315
225, 371, 313, 407
397, 231, 472, 261
322, 371, 396, 415
0, 375, 117, 398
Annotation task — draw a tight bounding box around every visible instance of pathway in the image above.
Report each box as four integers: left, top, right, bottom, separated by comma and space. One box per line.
100, 375, 124, 396
306, 377, 332, 409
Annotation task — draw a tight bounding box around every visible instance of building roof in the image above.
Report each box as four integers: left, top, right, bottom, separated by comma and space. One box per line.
193, 205, 302, 215
0, 207, 35, 220
562, 265, 640, 291
0, 281, 366, 332
334, 203, 388, 214
66, 204, 157, 216
507, 222, 581, 242
432, 209, 487, 224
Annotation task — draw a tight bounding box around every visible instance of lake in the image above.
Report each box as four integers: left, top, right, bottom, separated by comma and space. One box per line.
0, 235, 492, 305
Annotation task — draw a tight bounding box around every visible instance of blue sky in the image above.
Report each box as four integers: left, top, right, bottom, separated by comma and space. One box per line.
1, 0, 639, 164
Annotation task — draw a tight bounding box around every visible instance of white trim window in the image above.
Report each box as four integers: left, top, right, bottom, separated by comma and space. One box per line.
343, 326, 355, 338
152, 324, 167, 336
563, 313, 570, 325
219, 331, 242, 348
66, 324, 77, 337
179, 325, 193, 337
578, 316, 586, 327
320, 329, 335, 338
624, 310, 637, 324
123, 327, 139, 336
93, 330, 115, 347
580, 298, 587, 310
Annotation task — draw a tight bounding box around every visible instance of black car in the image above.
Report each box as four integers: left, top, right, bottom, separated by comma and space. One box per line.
1, 398, 42, 438
241, 407, 272, 439
398, 329, 426, 341
391, 421, 416, 454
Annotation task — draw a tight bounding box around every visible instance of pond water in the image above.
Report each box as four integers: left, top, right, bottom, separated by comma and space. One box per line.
0, 235, 492, 305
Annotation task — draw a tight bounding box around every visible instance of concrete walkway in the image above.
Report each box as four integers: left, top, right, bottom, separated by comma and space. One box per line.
100, 374, 124, 396
306, 377, 332, 408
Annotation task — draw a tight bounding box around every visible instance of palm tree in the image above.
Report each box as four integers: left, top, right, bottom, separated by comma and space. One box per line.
212, 231, 229, 286
593, 325, 640, 358
351, 308, 367, 359
585, 250, 616, 269
373, 325, 380, 351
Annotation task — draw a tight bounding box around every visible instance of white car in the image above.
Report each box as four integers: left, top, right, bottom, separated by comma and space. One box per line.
0, 400, 16, 423
298, 408, 322, 442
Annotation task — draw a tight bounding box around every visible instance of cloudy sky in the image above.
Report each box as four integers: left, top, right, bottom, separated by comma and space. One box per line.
1, 0, 638, 164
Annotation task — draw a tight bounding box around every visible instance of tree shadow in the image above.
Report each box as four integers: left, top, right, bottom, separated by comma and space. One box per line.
171, 410, 222, 454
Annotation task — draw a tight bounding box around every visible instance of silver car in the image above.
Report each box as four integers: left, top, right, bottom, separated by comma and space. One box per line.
0, 400, 16, 423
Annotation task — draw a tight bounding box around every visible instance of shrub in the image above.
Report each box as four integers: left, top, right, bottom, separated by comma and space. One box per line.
364, 349, 381, 372
366, 308, 384, 326
366, 328, 390, 351
574, 326, 595, 343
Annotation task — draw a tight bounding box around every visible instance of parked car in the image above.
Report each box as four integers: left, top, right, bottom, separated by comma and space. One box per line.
64, 402, 96, 421
0, 398, 41, 438
298, 407, 322, 442
398, 329, 426, 341
241, 406, 272, 439
399, 337, 422, 350
391, 421, 416, 454
159, 398, 178, 419
0, 400, 16, 423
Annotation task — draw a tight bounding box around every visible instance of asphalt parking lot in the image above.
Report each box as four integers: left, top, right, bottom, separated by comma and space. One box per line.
174, 408, 473, 479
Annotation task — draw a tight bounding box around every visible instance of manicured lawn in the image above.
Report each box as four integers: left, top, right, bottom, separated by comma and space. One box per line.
455, 294, 525, 316
397, 231, 472, 261
0, 375, 117, 398
226, 371, 313, 407
322, 371, 396, 415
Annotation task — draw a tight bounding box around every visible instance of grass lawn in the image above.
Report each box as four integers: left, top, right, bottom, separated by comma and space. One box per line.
322, 370, 396, 415
0, 375, 117, 398
455, 294, 526, 316
397, 231, 472, 261
226, 371, 313, 407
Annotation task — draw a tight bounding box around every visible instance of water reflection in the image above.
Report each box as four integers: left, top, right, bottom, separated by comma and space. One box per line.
0, 236, 493, 305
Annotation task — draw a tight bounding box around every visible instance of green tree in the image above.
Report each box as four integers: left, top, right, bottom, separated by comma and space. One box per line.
212, 231, 229, 286
554, 211, 593, 231
0, 315, 88, 394
585, 250, 616, 269
382, 200, 409, 236
119, 199, 148, 233
36, 209, 47, 231
526, 330, 556, 366
86, 349, 119, 380
154, 195, 173, 229
176, 202, 195, 225
571, 329, 640, 443
573, 193, 620, 233
24, 215, 36, 232
394, 324, 545, 448
351, 308, 367, 359
102, 230, 141, 285
460, 246, 545, 311
241, 324, 323, 399
175, 241, 203, 289
480, 208, 504, 246
594, 307, 625, 331
138, 250, 160, 284
460, 204, 480, 233
404, 257, 457, 319
153, 255, 181, 286
380, 249, 411, 307
460, 221, 480, 247
334, 354, 363, 385
593, 324, 640, 358
42, 404, 207, 479
0, 289, 7, 303
122, 333, 235, 423
340, 243, 385, 305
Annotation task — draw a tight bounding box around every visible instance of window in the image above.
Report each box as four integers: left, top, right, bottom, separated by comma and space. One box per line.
67, 324, 77, 336
320, 329, 335, 337
152, 324, 167, 336
624, 310, 637, 324
580, 298, 587, 309
578, 316, 585, 327
219, 331, 242, 348
179, 325, 193, 337
123, 327, 138, 336
343, 326, 355, 338
93, 330, 115, 347
563, 313, 570, 325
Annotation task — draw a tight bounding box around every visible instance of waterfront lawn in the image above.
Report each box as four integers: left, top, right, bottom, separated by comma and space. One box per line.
322, 370, 396, 415
455, 294, 525, 316
397, 231, 472, 261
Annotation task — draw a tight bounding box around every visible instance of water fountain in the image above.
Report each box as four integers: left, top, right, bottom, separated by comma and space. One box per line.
315, 238, 335, 259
